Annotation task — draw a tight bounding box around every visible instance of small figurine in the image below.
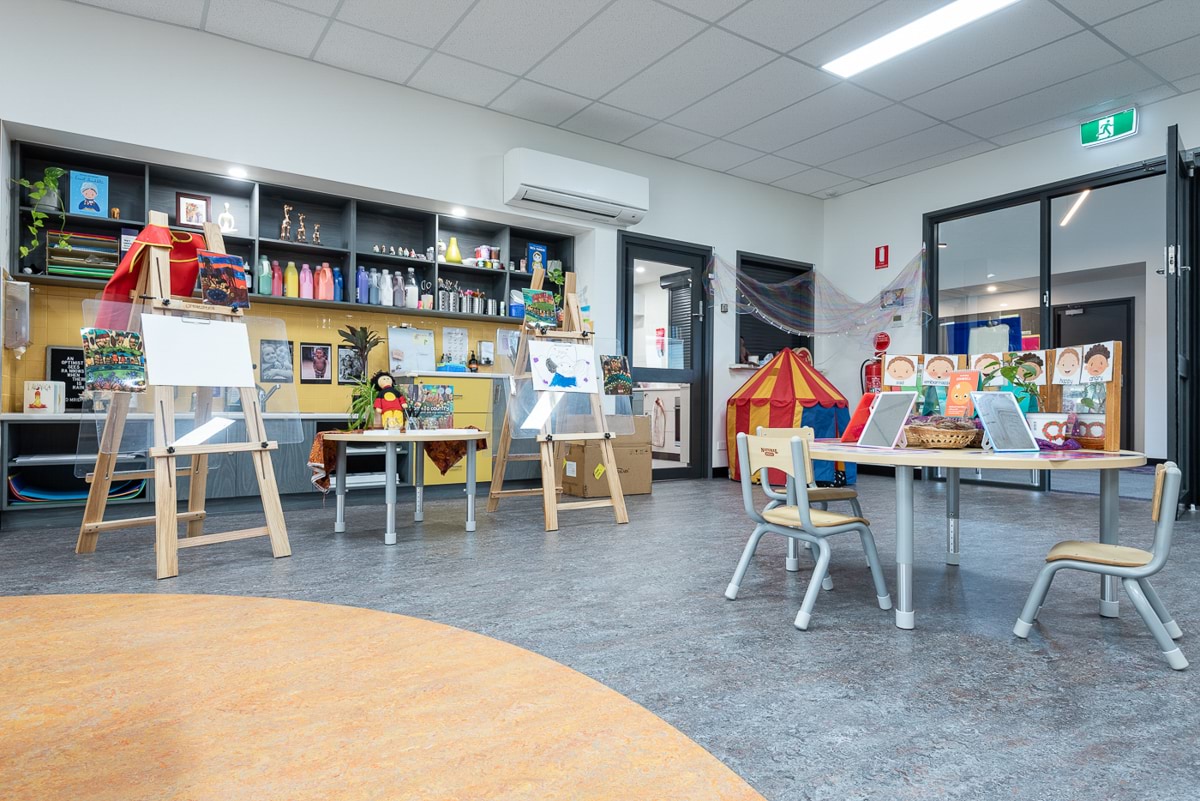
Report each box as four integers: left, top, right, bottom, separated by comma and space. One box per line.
297, 213, 307, 243
218, 202, 237, 233
371, 370, 406, 430
280, 204, 293, 240
312, 223, 321, 245
110, 207, 120, 219
373, 244, 380, 253
390, 246, 397, 256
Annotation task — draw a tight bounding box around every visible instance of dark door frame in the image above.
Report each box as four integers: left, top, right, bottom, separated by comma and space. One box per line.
617, 231, 714, 480
1051, 296, 1135, 451
1166, 124, 1199, 508
734, 251, 813, 359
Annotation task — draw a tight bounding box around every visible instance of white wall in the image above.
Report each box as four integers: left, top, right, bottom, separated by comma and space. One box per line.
0, 0, 824, 469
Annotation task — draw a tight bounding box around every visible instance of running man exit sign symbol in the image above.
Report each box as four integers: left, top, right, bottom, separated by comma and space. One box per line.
1081, 108, 1137, 147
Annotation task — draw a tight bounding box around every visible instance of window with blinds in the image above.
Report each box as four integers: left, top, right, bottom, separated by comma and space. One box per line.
737, 254, 812, 362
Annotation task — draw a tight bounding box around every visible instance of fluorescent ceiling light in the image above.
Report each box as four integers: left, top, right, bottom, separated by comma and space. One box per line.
986, 273, 995, 278
228, 166, 248, 179
450, 206, 467, 217
822, 0, 1021, 78
1059, 189, 1091, 227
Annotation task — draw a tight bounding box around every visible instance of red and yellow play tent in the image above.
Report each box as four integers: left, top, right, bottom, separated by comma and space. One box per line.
726, 348, 853, 483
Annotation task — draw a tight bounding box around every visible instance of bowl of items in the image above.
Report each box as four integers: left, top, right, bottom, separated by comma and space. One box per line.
904, 415, 981, 449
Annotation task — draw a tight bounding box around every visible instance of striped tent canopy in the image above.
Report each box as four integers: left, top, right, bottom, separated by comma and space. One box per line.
726, 348, 850, 482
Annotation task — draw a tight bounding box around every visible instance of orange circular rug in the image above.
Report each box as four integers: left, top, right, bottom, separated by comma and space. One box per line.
0, 594, 764, 801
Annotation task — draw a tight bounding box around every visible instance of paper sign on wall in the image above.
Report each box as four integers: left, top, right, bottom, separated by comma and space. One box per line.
875, 245, 889, 270
141, 314, 254, 388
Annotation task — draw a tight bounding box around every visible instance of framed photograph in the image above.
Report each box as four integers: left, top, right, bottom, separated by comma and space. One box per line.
300, 343, 333, 384
337, 345, 365, 385
69, 171, 108, 217
258, 339, 293, 383
176, 192, 211, 228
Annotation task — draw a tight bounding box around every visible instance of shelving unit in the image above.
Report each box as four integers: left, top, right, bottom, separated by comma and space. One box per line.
9, 141, 575, 325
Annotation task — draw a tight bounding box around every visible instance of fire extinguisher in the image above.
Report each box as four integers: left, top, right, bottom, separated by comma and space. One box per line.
861, 331, 891, 394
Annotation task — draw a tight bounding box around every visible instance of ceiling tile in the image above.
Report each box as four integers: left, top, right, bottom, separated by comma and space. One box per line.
275, 0, 341, 15
1138, 34, 1200, 80
1097, 0, 1200, 54
822, 125, 981, 179
1052, 0, 1157, 24
853, 0, 1082, 100
314, 22, 430, 84
602, 27, 775, 118
407, 53, 515, 106
205, 0, 328, 55
790, 0, 946, 68
726, 82, 889, 152
988, 83, 1178, 147
527, 0, 706, 98
336, 0, 475, 45
720, 0, 876, 52
677, 139, 761, 170
820, 179, 869, 197
953, 61, 1163, 138
726, 154, 807, 182
489, 80, 592, 125
1174, 73, 1200, 93
622, 123, 712, 156
439, 0, 608, 75
906, 31, 1124, 121
559, 103, 656, 142
667, 58, 836, 137
860, 140, 996, 184
776, 104, 936, 166
772, 168, 852, 195
656, 0, 749, 21
76, 0, 206, 26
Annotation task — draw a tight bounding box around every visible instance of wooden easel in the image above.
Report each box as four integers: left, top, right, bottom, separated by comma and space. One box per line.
75, 211, 291, 578
488, 269, 629, 531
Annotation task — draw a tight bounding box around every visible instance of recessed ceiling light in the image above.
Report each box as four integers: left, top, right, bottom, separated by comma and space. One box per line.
227, 166, 248, 179
986, 284, 997, 292
986, 273, 995, 278
635, 266, 646, 274
822, 0, 1021, 78
450, 206, 467, 217
937, 242, 948, 249
999, 303, 1009, 308
1059, 189, 1091, 227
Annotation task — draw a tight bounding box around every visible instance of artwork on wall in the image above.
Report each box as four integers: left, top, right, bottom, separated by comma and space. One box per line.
69, 171, 108, 216
259, 339, 294, 383
197, 251, 250, 309
529, 340, 596, 394
337, 345, 364, 385
175, 191, 211, 228
921, 354, 955, 387
299, 343, 332, 384
601, 354, 632, 396
882, 354, 917, 387
80, 328, 147, 393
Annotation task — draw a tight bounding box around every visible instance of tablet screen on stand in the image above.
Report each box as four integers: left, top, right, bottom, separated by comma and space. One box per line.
857, 391, 917, 449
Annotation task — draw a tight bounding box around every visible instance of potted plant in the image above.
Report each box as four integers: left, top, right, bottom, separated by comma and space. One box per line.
986, 358, 1041, 413
12, 166, 71, 259
546, 263, 565, 324
339, 325, 383, 429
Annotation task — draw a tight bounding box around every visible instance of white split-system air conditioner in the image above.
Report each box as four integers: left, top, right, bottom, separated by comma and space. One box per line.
503, 148, 649, 227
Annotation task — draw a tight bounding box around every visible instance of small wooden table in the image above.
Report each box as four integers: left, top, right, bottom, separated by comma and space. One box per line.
323, 430, 488, 544
806, 442, 1146, 630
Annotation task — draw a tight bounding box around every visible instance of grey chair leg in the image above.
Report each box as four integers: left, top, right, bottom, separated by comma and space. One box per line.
1138, 579, 1184, 639
849, 497, 863, 518
1124, 578, 1189, 670
1014, 564, 1060, 638
794, 538, 832, 631
859, 526, 892, 610
807, 535, 833, 590
726, 525, 768, 600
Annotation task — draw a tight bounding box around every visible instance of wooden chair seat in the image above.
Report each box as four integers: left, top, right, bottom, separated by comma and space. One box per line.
1046, 540, 1153, 568
763, 506, 870, 528
807, 486, 858, 502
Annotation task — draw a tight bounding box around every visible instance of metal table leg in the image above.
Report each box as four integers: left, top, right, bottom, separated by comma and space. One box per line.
413, 442, 425, 523
785, 475, 800, 571
1099, 468, 1120, 617
465, 439, 477, 532
334, 440, 347, 533
946, 467, 960, 566
384, 441, 397, 545
895, 465, 915, 630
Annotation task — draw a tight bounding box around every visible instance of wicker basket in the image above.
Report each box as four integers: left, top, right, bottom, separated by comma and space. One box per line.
1074, 435, 1106, 451
904, 426, 977, 449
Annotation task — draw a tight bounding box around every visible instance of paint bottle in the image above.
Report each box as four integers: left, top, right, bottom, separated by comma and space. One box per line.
315, 262, 333, 301
355, 265, 369, 303
255, 257, 270, 294
404, 267, 418, 310
284, 260, 299, 298
333, 266, 344, 303
271, 260, 283, 297
380, 269, 393, 306
299, 263, 314, 299
368, 268, 380, 305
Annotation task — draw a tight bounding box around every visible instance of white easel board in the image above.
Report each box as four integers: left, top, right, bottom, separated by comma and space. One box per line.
141, 313, 254, 387
388, 326, 436, 372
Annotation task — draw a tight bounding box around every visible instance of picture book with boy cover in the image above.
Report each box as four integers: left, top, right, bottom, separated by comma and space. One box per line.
80, 327, 147, 393
197, 250, 250, 309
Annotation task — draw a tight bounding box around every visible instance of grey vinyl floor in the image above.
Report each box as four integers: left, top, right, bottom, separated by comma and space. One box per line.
2, 474, 1198, 801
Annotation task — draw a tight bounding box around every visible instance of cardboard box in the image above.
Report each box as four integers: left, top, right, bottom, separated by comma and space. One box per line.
561, 415, 652, 498
24, 380, 65, 414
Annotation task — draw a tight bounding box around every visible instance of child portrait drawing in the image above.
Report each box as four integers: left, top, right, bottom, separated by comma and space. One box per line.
883, 355, 917, 387
1054, 347, 1083, 384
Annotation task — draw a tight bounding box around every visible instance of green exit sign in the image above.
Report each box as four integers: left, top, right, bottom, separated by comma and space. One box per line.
1080, 107, 1137, 147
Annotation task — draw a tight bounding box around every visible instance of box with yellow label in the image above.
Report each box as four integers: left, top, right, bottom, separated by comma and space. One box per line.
560, 415, 652, 498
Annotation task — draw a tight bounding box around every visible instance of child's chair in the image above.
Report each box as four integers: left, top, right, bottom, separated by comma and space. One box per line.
727, 432, 891, 630
1013, 462, 1188, 670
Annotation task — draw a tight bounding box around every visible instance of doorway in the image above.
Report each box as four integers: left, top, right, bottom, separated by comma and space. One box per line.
619, 233, 712, 480
1052, 298, 1134, 450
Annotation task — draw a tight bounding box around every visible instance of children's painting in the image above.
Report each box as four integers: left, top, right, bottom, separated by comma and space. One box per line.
197, 250, 250, 309
408, 384, 454, 430
1082, 341, 1114, 383
883, 354, 917, 387
601, 354, 632, 396
337, 345, 364, 384
522, 289, 557, 328
880, 288, 905, 309
300, 343, 332, 384
970, 352, 1006, 386
1007, 350, 1047, 386
69, 171, 108, 217
921, 354, 955, 386
1053, 346, 1083, 385
529, 340, 596, 394
944, 370, 980, 417
80, 327, 147, 393
259, 339, 294, 383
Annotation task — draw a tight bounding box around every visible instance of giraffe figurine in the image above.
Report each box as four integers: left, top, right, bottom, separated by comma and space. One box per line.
297, 213, 307, 243
280, 204, 293, 240
312, 222, 321, 246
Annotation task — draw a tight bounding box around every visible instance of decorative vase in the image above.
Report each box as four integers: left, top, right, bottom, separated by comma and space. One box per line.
446, 237, 462, 264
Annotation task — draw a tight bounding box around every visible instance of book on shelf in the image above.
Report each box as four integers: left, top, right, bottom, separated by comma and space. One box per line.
44, 229, 119, 279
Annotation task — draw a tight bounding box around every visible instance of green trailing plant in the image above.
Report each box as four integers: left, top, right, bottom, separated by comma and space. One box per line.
985, 358, 1041, 411
339, 325, 383, 429
546, 263, 565, 307
13, 167, 71, 259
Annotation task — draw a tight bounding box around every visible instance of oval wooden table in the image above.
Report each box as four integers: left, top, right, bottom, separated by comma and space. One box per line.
0, 594, 764, 801
807, 442, 1146, 629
